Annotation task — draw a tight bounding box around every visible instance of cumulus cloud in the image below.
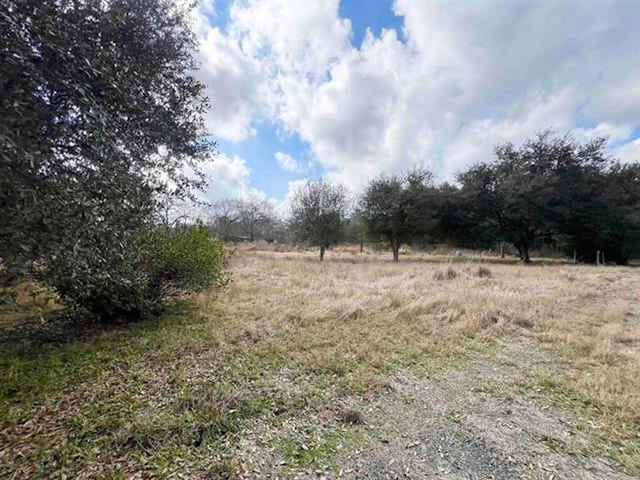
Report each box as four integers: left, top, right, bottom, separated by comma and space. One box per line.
271, 178, 308, 218
194, 0, 639, 194
198, 153, 265, 203
573, 123, 634, 144
228, 0, 351, 80
612, 138, 640, 164
275, 151, 301, 173
195, 26, 261, 143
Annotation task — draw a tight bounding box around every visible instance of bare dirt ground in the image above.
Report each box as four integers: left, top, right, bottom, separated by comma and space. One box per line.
1, 247, 639, 478
342, 355, 632, 479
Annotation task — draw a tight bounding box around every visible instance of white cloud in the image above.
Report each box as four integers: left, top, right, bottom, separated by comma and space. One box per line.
275, 151, 300, 173
198, 154, 265, 202
612, 138, 640, 164
573, 123, 634, 144
228, 0, 351, 80
441, 89, 577, 179
194, 0, 640, 194
274, 178, 307, 216
195, 26, 260, 143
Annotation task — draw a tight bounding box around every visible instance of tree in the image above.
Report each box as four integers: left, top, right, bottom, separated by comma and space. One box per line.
208, 199, 241, 241
456, 131, 633, 263
0, 0, 212, 318
562, 161, 640, 263
237, 196, 273, 241
260, 214, 292, 244
428, 183, 500, 250
289, 178, 349, 260
360, 167, 433, 261
156, 196, 199, 230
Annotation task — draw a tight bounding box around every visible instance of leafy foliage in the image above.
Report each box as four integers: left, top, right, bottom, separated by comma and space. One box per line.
48, 224, 225, 322
454, 131, 640, 263
0, 0, 216, 317
147, 223, 226, 295
561, 162, 640, 263
289, 178, 350, 260
359, 167, 433, 260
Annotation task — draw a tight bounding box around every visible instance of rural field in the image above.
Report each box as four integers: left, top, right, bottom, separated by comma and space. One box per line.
1, 246, 639, 479
3, 1, 639, 479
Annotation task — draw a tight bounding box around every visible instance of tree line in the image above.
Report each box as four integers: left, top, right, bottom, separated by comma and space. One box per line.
289, 132, 640, 264
207, 196, 289, 243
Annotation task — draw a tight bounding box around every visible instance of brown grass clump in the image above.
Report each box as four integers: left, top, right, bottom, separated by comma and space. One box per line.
433, 265, 458, 281
476, 265, 493, 278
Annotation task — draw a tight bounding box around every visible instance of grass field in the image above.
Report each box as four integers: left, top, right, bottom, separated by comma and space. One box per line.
1, 247, 639, 478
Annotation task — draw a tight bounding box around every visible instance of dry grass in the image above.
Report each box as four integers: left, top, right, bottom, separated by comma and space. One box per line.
0, 280, 62, 324
1, 249, 639, 477
218, 252, 639, 416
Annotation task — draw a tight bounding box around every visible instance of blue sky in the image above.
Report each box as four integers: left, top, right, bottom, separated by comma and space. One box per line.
193, 0, 640, 205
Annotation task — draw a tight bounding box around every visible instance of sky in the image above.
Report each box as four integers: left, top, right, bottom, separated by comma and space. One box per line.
190, 0, 640, 207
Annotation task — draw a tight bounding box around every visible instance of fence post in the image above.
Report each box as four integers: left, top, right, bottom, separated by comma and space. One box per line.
596, 250, 600, 266
573, 249, 577, 264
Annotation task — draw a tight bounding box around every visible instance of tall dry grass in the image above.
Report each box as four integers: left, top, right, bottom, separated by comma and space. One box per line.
200, 250, 640, 424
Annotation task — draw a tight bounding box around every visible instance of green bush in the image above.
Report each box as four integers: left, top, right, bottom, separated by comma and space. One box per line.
44, 222, 225, 322
147, 222, 226, 295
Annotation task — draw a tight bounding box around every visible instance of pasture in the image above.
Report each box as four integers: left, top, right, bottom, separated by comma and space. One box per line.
1, 247, 639, 479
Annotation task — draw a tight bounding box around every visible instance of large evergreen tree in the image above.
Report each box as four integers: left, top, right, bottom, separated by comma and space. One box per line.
0, 0, 213, 317
456, 132, 640, 263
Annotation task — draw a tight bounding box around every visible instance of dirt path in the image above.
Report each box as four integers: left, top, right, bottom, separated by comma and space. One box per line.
341, 355, 632, 479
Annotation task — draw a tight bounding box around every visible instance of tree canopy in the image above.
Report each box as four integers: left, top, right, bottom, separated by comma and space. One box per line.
456, 132, 639, 263
289, 178, 349, 260
1, 0, 216, 318
359, 167, 433, 261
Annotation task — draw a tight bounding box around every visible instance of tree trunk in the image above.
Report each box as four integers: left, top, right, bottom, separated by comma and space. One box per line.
320, 245, 325, 261
500, 242, 505, 258
514, 241, 531, 263
360, 242, 363, 253
391, 241, 400, 261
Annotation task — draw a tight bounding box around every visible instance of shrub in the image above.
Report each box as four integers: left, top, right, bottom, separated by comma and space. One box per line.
433, 266, 458, 281
45, 222, 225, 322
147, 222, 226, 295
476, 266, 493, 278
